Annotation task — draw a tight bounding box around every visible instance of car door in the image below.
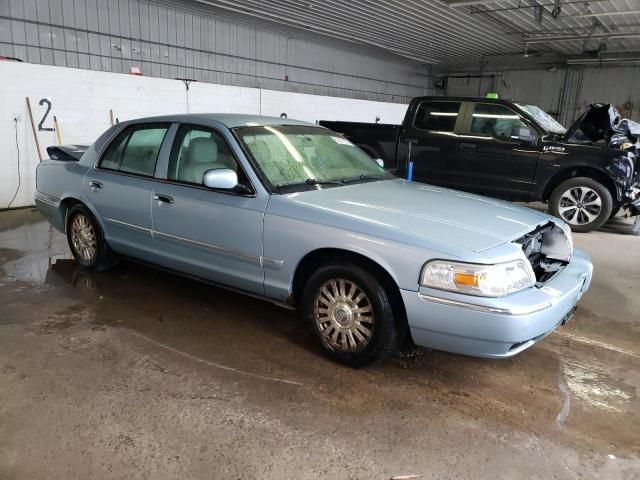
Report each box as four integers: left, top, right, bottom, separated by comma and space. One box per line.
85, 123, 171, 261
399, 100, 463, 187
151, 123, 268, 295
455, 102, 541, 200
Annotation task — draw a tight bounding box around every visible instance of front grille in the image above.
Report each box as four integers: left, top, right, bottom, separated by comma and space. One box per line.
515, 222, 571, 284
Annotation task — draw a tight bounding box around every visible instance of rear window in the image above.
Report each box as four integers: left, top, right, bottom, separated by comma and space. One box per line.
414, 101, 461, 132
98, 124, 169, 177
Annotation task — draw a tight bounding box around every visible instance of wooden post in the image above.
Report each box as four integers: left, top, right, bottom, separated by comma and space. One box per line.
109, 109, 115, 126
53, 115, 62, 145
25, 97, 43, 162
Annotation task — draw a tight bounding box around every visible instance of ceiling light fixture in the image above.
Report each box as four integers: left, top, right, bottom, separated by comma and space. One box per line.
575, 9, 640, 18
525, 31, 640, 44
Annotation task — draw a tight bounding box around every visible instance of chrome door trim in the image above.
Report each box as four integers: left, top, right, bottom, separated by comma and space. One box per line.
153, 230, 261, 264
153, 230, 283, 267
105, 218, 151, 233
102, 221, 283, 268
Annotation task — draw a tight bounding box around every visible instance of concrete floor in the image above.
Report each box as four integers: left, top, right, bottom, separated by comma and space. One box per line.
0, 208, 638, 480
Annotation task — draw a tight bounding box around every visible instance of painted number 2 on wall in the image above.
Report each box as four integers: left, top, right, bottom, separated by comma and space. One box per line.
38, 98, 54, 132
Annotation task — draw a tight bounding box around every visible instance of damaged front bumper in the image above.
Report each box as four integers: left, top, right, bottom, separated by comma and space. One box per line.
403, 249, 593, 358
623, 182, 640, 216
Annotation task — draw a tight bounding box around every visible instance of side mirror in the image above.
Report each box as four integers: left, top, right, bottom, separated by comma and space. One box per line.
375, 158, 384, 168
203, 169, 238, 190
511, 126, 535, 143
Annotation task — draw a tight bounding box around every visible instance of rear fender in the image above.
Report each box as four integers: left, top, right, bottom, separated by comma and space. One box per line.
59, 192, 107, 235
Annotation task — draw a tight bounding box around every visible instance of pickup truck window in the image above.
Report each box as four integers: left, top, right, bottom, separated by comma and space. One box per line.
470, 103, 528, 140
413, 101, 461, 132
235, 125, 390, 191
98, 124, 169, 177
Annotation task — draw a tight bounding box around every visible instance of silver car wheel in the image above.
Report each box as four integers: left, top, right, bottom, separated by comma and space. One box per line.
558, 186, 602, 226
313, 278, 374, 353
70, 214, 97, 262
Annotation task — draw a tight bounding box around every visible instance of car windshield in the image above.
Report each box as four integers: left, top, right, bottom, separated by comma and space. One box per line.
234, 125, 392, 192
515, 103, 566, 135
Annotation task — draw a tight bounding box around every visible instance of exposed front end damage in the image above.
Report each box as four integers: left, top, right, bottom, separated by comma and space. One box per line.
516, 222, 572, 284
566, 103, 640, 220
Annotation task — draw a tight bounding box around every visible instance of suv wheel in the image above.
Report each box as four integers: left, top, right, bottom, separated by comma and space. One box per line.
66, 204, 119, 271
301, 262, 399, 367
549, 177, 613, 232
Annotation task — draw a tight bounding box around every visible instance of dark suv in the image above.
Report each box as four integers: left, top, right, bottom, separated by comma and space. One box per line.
321, 97, 639, 232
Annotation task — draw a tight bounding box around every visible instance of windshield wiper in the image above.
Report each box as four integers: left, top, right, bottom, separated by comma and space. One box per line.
273, 178, 345, 194
340, 173, 387, 184
304, 178, 345, 186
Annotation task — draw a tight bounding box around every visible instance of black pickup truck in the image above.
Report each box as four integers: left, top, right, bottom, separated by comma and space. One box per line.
321, 97, 640, 232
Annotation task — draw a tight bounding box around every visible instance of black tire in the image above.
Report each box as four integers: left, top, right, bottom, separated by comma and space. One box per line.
300, 262, 400, 367
66, 204, 119, 271
549, 177, 613, 233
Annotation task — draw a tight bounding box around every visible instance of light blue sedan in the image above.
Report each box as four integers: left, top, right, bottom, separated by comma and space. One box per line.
35, 114, 593, 366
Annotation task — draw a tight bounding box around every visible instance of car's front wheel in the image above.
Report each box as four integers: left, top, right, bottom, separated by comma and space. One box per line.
549, 177, 613, 232
301, 262, 400, 367
66, 204, 119, 271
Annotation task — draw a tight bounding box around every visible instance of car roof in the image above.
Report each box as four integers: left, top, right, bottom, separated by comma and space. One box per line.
123, 113, 317, 128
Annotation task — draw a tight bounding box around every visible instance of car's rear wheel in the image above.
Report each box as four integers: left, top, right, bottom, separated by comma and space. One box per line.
549, 177, 613, 232
66, 204, 119, 271
301, 262, 399, 367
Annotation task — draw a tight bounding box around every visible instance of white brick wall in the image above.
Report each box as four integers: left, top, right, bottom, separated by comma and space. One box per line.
0, 62, 408, 208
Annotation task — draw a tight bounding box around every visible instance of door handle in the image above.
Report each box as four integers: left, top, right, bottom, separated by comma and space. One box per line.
459, 142, 477, 150
153, 193, 174, 204
89, 181, 103, 190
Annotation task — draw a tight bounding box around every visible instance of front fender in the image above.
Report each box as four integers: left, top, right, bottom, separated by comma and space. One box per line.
262, 213, 465, 302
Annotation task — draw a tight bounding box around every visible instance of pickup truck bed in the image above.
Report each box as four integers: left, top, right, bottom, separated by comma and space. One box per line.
319, 121, 400, 169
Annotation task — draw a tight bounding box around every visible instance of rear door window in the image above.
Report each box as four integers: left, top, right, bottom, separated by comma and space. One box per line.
413, 101, 462, 132
98, 124, 169, 177
99, 130, 129, 171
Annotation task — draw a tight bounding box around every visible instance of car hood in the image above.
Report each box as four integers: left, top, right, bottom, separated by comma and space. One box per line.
564, 103, 640, 145
272, 179, 553, 253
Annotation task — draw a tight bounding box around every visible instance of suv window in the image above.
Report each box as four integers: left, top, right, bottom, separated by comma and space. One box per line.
168, 125, 242, 186
414, 101, 461, 132
98, 124, 169, 176
470, 103, 529, 140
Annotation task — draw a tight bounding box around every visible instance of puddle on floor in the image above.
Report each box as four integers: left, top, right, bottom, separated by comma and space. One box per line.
1, 210, 639, 459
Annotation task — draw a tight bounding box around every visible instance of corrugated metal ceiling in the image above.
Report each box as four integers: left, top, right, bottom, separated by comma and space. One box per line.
188, 0, 640, 70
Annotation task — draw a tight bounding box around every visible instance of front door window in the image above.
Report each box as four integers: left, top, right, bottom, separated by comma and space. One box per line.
469, 103, 529, 140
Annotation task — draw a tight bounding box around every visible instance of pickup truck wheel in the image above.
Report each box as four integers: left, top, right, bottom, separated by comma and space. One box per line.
66, 205, 119, 271
301, 263, 399, 367
549, 177, 612, 232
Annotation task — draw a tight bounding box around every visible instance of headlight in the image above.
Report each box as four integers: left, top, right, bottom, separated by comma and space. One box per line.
420, 259, 535, 297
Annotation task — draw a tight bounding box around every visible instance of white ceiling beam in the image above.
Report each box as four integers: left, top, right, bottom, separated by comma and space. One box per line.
194, 0, 440, 63
525, 31, 640, 44
574, 9, 640, 18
